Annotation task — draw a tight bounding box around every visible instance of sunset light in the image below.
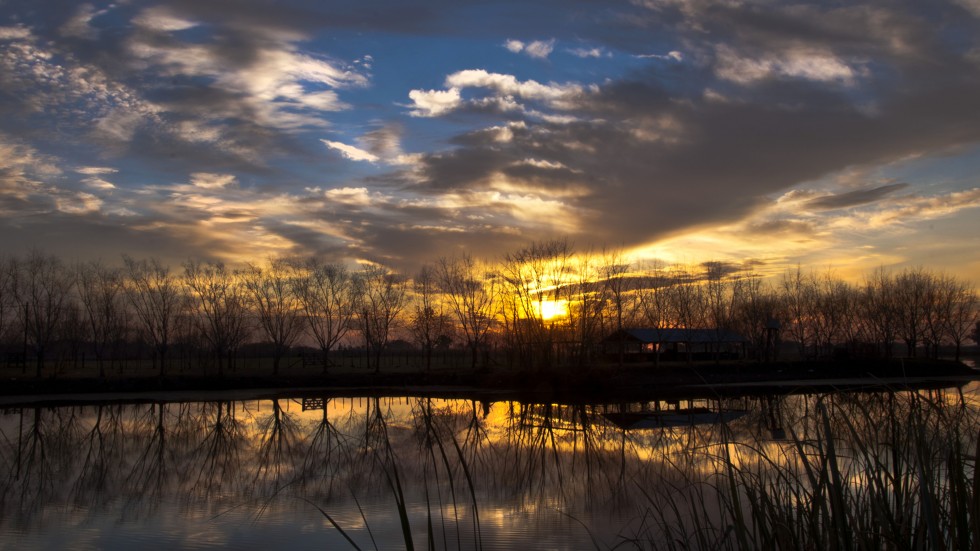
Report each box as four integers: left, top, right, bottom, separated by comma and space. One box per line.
2, 3, 980, 550
535, 299, 569, 321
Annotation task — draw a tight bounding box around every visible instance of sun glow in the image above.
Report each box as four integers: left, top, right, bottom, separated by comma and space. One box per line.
535, 299, 568, 320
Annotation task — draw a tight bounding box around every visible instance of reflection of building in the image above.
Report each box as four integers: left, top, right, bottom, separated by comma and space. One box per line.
603, 328, 749, 361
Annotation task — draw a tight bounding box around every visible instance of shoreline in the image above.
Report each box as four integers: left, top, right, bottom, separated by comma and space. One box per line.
1, 358, 976, 406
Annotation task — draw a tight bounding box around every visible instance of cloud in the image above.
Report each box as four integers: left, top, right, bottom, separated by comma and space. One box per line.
56, 191, 102, 214
636, 51, 683, 61
0, 133, 63, 199
0, 26, 31, 41
408, 87, 462, 117
81, 177, 116, 190
127, 32, 367, 130
867, 187, 980, 228
505, 39, 525, 53
569, 47, 609, 58
525, 39, 556, 59
132, 6, 199, 32
190, 173, 237, 189
322, 140, 380, 162
504, 38, 556, 59
445, 70, 584, 104
324, 186, 375, 206
59, 4, 108, 39
1, 0, 980, 278
75, 166, 117, 176
805, 183, 910, 210
714, 45, 863, 86
407, 69, 593, 118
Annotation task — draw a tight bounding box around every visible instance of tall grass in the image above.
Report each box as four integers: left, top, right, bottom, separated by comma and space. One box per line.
630, 390, 980, 550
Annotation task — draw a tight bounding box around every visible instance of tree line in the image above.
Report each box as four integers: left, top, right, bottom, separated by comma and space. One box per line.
0, 240, 977, 378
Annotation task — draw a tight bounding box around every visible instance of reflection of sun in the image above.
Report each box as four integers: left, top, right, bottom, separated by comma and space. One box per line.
535, 300, 568, 320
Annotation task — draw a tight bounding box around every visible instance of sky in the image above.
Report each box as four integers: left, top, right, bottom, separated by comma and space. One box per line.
1, 0, 979, 281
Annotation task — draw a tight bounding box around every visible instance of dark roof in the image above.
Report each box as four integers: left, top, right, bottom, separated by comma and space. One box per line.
611, 328, 748, 344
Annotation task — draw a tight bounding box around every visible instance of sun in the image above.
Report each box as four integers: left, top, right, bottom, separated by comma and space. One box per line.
535, 299, 568, 321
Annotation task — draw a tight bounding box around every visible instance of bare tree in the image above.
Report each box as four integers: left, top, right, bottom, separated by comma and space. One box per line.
569, 249, 607, 368
410, 265, 455, 371
731, 274, 781, 362
75, 260, 126, 378
182, 260, 251, 376
942, 278, 978, 362
435, 254, 500, 370
499, 239, 573, 370
359, 266, 408, 373
894, 267, 931, 358
703, 261, 740, 363
0, 255, 16, 351
781, 266, 819, 359
812, 271, 853, 359
601, 248, 639, 367
637, 261, 677, 366
122, 255, 185, 376
14, 251, 75, 377
290, 259, 359, 373
666, 267, 709, 364
861, 267, 900, 359
239, 259, 303, 375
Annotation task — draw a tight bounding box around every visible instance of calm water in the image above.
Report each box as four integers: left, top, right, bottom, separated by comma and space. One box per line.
1, 381, 977, 550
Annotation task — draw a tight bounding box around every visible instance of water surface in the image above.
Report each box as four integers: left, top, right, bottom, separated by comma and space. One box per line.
1, 382, 976, 550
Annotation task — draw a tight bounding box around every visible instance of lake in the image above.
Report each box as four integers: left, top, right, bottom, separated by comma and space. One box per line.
1, 380, 978, 550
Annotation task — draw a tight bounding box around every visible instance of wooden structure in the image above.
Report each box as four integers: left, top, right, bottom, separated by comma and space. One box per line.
603, 328, 749, 361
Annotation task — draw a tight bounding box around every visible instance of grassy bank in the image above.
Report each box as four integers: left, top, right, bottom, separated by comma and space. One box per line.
1, 354, 975, 400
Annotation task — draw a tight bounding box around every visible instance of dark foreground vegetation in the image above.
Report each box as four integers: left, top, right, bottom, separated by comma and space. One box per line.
0, 241, 976, 395
2, 354, 976, 401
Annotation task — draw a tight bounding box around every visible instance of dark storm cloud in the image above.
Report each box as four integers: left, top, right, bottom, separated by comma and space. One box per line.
805, 183, 910, 210
393, 0, 980, 260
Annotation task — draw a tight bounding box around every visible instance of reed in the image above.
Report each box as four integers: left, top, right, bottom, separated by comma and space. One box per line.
632, 390, 980, 550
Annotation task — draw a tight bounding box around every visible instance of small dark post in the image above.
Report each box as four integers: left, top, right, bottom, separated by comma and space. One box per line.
764, 318, 781, 363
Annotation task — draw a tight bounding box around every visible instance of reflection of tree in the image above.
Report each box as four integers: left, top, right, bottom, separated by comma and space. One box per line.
410, 397, 486, 549
2, 390, 977, 548
300, 398, 350, 498
9, 408, 59, 522
122, 402, 189, 518
70, 405, 123, 509
189, 402, 247, 501
253, 399, 303, 493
